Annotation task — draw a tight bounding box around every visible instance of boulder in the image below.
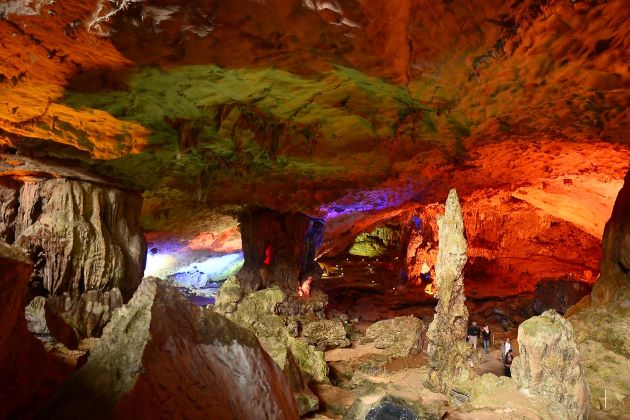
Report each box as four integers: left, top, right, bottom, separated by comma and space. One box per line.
512, 310, 590, 419
213, 276, 244, 314
426, 189, 473, 393
303, 319, 351, 351
362, 316, 423, 357
0, 177, 146, 337
44, 277, 299, 419
0, 241, 68, 418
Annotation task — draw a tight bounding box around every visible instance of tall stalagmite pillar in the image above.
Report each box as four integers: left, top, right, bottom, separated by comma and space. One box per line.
426, 189, 473, 393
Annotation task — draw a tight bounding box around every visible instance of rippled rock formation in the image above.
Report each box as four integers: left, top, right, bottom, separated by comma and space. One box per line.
426, 189, 473, 394
0, 176, 146, 337
45, 277, 298, 419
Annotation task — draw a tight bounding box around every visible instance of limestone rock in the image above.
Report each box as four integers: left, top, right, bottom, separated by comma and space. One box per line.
533, 278, 592, 315
44, 277, 299, 419
452, 373, 569, 419
213, 276, 244, 314
0, 177, 146, 337
25, 296, 79, 350
0, 241, 68, 418
216, 281, 329, 414
362, 316, 423, 358
426, 189, 473, 393
303, 319, 350, 351
589, 168, 630, 306
512, 310, 590, 419
277, 289, 328, 319
566, 170, 630, 415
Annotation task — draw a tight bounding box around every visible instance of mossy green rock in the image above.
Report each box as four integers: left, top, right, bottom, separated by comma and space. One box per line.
302, 319, 350, 351
512, 310, 590, 420
213, 276, 243, 315
348, 225, 398, 257
362, 316, 423, 358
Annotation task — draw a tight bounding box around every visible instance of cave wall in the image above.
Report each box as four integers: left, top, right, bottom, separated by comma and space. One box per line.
0, 176, 146, 337
406, 190, 601, 297
237, 208, 323, 292
589, 169, 630, 306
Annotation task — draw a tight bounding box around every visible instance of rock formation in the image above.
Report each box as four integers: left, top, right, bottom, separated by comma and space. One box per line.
362, 316, 423, 358
406, 189, 601, 297
567, 169, 630, 415
0, 176, 146, 337
237, 208, 324, 292
302, 319, 350, 351
0, 241, 68, 418
215, 279, 329, 415
512, 310, 590, 420
44, 277, 299, 419
426, 189, 473, 393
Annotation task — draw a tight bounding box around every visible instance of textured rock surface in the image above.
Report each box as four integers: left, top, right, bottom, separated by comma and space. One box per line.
0, 241, 68, 418
0, 176, 146, 337
215, 280, 328, 414
568, 169, 630, 415
362, 316, 423, 358
406, 189, 602, 297
237, 208, 323, 292
426, 189, 473, 393
25, 296, 79, 350
452, 373, 569, 419
45, 277, 299, 419
303, 319, 350, 351
512, 310, 590, 420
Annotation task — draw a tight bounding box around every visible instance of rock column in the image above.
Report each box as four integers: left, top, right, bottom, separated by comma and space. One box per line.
426, 189, 473, 393
237, 207, 323, 292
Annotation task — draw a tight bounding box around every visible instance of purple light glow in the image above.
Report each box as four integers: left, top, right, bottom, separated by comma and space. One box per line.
319, 182, 422, 219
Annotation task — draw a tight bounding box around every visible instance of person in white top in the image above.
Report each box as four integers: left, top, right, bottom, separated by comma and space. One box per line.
502, 337, 512, 357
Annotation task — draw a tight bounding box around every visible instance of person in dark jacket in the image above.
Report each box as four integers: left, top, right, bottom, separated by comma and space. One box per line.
504, 349, 514, 377
481, 325, 491, 353
467, 321, 481, 350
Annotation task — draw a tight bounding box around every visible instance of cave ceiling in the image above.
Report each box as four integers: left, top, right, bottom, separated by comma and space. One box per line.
1, 0, 629, 234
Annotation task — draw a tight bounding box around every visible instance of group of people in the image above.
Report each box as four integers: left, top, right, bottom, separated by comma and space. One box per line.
467, 321, 514, 377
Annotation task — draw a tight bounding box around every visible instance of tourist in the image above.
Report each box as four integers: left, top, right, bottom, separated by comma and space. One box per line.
297, 274, 313, 298
504, 349, 514, 377
502, 337, 512, 357
481, 325, 491, 353
467, 321, 480, 350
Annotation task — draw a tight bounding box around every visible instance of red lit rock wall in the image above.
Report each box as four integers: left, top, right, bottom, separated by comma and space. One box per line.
0, 241, 68, 418
407, 190, 601, 297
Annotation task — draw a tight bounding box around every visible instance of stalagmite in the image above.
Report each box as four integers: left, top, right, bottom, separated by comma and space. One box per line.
426, 189, 473, 394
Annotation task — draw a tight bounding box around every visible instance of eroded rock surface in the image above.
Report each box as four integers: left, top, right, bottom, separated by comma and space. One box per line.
0, 241, 68, 418
512, 310, 590, 420
303, 319, 350, 351
215, 279, 329, 414
362, 316, 423, 358
568, 169, 630, 415
45, 277, 299, 420
426, 189, 473, 393
0, 176, 146, 337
